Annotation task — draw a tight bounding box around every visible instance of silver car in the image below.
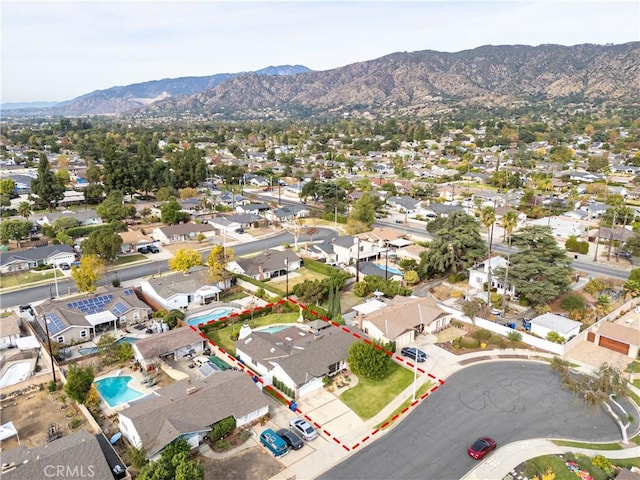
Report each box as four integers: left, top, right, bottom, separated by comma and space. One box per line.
289, 418, 318, 441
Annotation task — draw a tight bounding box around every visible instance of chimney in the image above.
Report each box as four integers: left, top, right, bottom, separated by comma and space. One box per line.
186, 386, 197, 395
357, 312, 363, 330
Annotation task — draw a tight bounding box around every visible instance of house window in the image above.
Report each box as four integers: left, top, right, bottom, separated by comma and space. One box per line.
327, 361, 341, 375
56, 336, 64, 343
80, 330, 87, 338
133, 312, 140, 320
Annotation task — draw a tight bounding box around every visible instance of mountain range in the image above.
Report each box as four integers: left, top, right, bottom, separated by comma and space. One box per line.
4, 43, 639, 118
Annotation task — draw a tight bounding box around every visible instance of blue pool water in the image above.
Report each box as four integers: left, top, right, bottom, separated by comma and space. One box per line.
383, 265, 403, 275
187, 308, 237, 327
256, 324, 292, 334
94, 375, 144, 408
78, 337, 138, 356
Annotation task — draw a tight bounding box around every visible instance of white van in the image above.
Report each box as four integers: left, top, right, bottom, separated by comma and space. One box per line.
193, 356, 210, 367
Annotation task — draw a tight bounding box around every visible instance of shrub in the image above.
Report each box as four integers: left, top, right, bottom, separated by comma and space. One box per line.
209, 416, 236, 442
215, 440, 230, 450
560, 293, 585, 312
303, 258, 344, 276
471, 329, 492, 341
111, 278, 121, 288
507, 331, 522, 342
48, 380, 58, 392
460, 337, 480, 348
488, 334, 504, 344
546, 331, 566, 344
69, 417, 82, 429
352, 281, 368, 297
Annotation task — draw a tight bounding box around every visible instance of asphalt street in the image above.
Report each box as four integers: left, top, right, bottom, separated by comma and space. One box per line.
0, 228, 338, 308
319, 361, 629, 480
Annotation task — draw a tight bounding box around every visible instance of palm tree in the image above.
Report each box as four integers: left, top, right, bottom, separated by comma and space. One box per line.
502, 209, 518, 242
481, 206, 496, 257
17, 201, 32, 219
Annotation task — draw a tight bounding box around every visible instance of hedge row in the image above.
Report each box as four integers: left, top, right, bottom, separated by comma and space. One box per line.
65, 221, 125, 238
302, 258, 343, 277
208, 416, 236, 442
273, 377, 294, 399
236, 274, 286, 297
321, 212, 348, 224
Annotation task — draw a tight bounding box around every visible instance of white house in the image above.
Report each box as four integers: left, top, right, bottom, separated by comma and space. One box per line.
331, 236, 383, 266
152, 223, 217, 245
138, 267, 227, 311
0, 245, 75, 275
118, 371, 268, 459
530, 313, 581, 341
468, 256, 516, 299
235, 324, 358, 398
0, 314, 21, 349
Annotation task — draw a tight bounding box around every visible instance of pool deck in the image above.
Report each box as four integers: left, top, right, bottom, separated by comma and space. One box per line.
184, 295, 269, 326
95, 366, 160, 416
0, 358, 38, 388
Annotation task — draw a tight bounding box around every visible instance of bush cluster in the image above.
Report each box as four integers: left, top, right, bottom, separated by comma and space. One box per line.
273, 377, 294, 399
209, 416, 236, 442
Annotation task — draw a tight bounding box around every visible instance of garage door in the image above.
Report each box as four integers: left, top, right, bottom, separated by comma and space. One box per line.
598, 336, 630, 355
587, 332, 595, 343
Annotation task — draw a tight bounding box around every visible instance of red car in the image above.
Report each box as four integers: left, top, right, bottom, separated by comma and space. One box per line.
467, 437, 496, 460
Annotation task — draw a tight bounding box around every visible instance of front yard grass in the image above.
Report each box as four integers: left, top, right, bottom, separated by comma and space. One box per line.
0, 270, 56, 289
202, 312, 299, 355
112, 254, 147, 266
377, 380, 434, 429
269, 267, 327, 290
524, 454, 609, 480
340, 364, 414, 420
552, 440, 622, 450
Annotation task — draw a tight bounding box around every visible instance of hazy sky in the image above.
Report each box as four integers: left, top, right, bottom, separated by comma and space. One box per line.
2, 0, 639, 103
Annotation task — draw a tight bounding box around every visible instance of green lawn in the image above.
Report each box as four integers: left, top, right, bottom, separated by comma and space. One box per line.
202, 312, 299, 355
340, 364, 415, 420
377, 380, 434, 428
552, 440, 622, 450
625, 361, 640, 373
112, 254, 147, 266
611, 458, 640, 469
269, 267, 327, 290
219, 291, 249, 303
0, 270, 56, 289
524, 454, 609, 480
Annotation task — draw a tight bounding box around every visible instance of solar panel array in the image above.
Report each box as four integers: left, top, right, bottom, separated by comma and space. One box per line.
46, 312, 65, 335
123, 288, 134, 296
111, 302, 129, 317
66, 294, 114, 315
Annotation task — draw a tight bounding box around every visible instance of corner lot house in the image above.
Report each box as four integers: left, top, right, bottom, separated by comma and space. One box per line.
235, 324, 359, 398
133, 326, 205, 368
530, 313, 581, 341
0, 245, 75, 274
119, 371, 269, 459
35, 287, 151, 344
226, 249, 301, 281
139, 266, 228, 310
357, 296, 451, 348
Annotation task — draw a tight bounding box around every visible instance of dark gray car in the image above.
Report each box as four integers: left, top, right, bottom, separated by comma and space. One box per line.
277, 428, 304, 450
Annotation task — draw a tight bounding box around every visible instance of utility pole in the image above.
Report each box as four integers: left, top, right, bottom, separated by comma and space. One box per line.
355, 236, 360, 282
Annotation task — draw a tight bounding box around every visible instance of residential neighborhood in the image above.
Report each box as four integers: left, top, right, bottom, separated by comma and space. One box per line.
2, 88, 640, 480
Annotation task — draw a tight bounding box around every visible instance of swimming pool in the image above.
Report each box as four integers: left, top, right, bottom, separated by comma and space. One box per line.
78, 336, 138, 356
94, 375, 144, 408
376, 264, 403, 276
255, 324, 293, 334
186, 307, 238, 327
0, 361, 32, 388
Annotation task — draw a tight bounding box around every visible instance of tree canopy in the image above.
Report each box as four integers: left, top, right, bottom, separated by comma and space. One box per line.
81, 229, 123, 262
64, 364, 94, 404
494, 225, 572, 306
71, 254, 104, 293
169, 248, 203, 273
31, 153, 64, 210
347, 340, 392, 381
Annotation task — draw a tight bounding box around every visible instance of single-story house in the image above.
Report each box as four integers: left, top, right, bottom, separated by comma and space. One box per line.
386, 196, 421, 213
132, 327, 205, 367
119, 371, 269, 459
420, 202, 465, 218
271, 205, 310, 222
138, 267, 228, 311
587, 322, 640, 358
530, 313, 581, 341
331, 236, 383, 266
235, 324, 360, 398
0, 245, 75, 275
226, 213, 266, 228
1, 430, 124, 480
226, 249, 301, 281
34, 209, 103, 227
0, 314, 21, 349
356, 296, 451, 348
118, 230, 156, 254
207, 216, 242, 234
152, 223, 217, 245
236, 203, 270, 215
36, 286, 152, 344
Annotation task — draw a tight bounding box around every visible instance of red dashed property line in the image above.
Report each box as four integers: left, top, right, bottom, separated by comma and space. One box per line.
189, 297, 447, 453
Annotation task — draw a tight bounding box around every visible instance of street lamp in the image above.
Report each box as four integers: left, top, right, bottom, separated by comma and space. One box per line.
284, 257, 289, 299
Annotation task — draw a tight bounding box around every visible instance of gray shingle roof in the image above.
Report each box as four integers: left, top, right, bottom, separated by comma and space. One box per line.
144, 267, 213, 299
0, 245, 74, 267
235, 249, 301, 277
133, 327, 204, 359
119, 371, 268, 456
2, 430, 115, 480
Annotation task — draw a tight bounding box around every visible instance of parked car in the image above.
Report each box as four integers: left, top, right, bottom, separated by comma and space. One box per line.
263, 186, 272, 191
400, 347, 427, 363
276, 428, 304, 450
289, 418, 318, 441
467, 437, 496, 460
234, 227, 245, 234
259, 429, 289, 457
137, 246, 149, 254
147, 245, 159, 253
59, 263, 70, 270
